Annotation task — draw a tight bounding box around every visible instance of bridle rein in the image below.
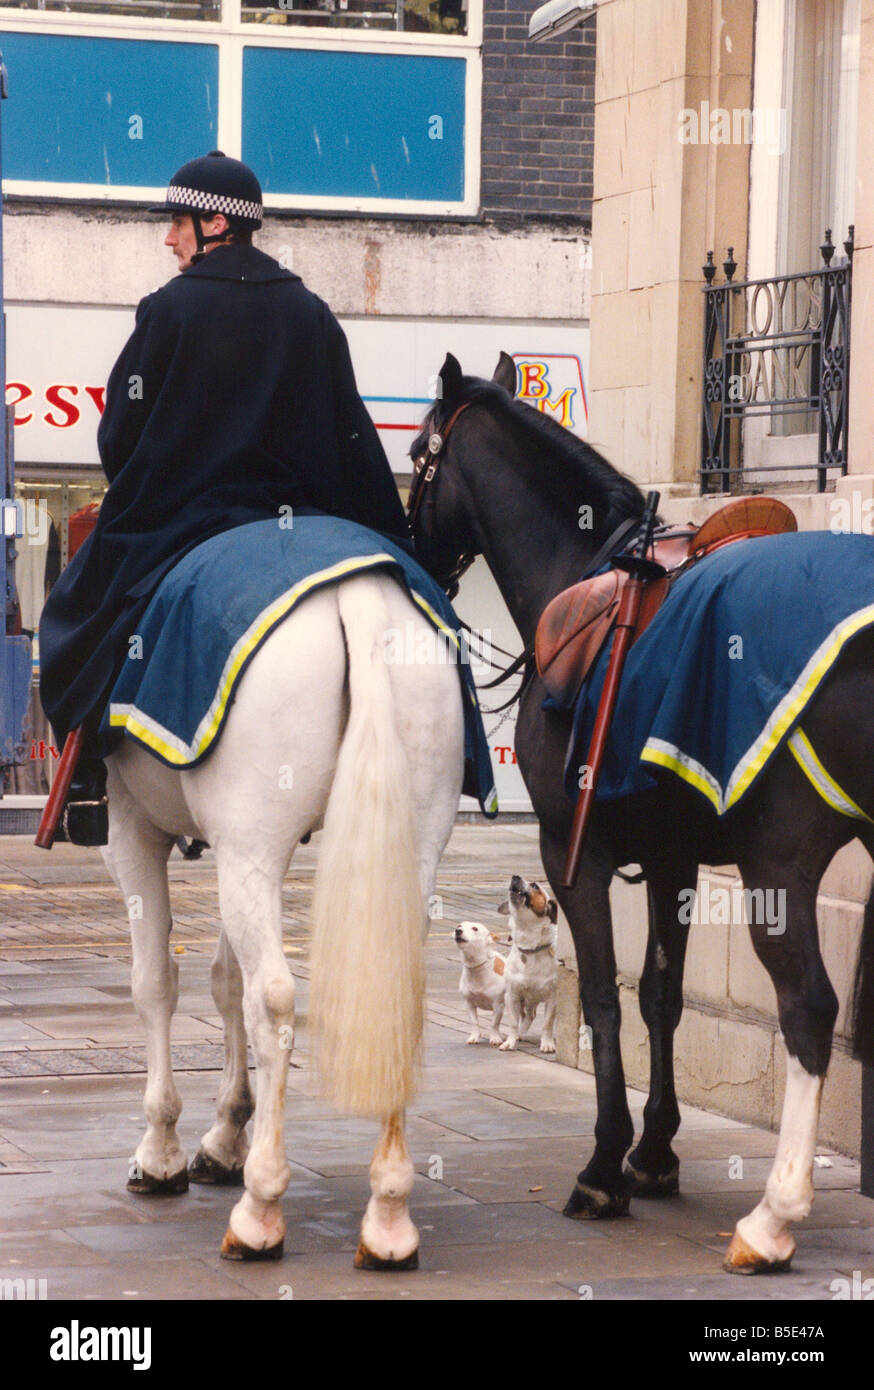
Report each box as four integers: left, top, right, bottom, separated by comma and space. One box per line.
406, 401, 477, 599
406, 399, 534, 707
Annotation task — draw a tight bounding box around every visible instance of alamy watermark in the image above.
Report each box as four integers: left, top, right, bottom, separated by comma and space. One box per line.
678, 879, 786, 935
382, 621, 490, 672
678, 101, 787, 157
829, 491, 874, 535
1, 496, 49, 546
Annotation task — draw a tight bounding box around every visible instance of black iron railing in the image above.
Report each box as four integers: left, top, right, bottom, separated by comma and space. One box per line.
701, 229, 853, 494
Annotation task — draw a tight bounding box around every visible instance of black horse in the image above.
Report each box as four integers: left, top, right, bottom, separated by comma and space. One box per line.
409, 351, 874, 1274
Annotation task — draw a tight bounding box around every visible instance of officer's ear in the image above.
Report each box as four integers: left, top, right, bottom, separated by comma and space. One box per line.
203, 212, 230, 237
438, 353, 463, 407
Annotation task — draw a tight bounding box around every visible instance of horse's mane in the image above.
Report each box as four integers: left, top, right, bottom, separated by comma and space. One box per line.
450, 377, 647, 531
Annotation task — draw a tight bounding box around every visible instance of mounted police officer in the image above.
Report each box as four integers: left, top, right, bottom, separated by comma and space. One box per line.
39, 151, 408, 839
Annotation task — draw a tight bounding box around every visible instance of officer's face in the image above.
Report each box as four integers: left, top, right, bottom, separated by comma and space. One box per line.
164, 213, 228, 271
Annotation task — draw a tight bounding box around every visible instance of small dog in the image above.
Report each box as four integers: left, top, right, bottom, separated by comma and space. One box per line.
454, 921, 506, 1045
497, 875, 558, 1053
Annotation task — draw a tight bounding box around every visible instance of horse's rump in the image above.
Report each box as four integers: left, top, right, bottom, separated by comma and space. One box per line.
564, 530, 874, 818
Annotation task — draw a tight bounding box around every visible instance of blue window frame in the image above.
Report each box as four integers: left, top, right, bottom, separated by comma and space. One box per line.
0, 1, 481, 212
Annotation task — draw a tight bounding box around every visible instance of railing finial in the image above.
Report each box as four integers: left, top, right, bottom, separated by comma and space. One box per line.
702, 251, 716, 284
723, 247, 737, 283
845, 225, 855, 261
821, 229, 835, 266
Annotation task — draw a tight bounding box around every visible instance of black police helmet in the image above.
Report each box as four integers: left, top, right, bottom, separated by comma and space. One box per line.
148, 150, 263, 233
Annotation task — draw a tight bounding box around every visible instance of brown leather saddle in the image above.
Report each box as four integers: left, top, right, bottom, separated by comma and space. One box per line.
535, 497, 797, 707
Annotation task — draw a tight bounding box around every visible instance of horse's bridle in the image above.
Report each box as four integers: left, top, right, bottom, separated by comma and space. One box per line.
407, 401, 477, 599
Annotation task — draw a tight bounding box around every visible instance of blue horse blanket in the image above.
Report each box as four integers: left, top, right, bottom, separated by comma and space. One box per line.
564, 531, 874, 814
101, 516, 498, 817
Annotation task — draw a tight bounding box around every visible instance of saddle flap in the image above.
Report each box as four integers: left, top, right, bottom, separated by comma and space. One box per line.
536, 570, 620, 705
537, 569, 672, 707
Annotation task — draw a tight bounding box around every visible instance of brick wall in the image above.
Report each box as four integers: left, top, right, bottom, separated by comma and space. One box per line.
481, 1, 595, 223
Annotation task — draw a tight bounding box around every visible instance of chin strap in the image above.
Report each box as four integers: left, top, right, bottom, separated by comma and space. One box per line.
189, 213, 233, 264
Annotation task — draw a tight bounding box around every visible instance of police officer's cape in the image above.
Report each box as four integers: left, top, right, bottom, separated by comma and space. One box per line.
39, 244, 409, 746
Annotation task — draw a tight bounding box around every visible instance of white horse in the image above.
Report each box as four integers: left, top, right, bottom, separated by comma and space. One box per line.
101, 572, 464, 1266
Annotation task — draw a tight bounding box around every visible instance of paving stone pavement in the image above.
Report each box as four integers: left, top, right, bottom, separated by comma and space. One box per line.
1, 825, 872, 1301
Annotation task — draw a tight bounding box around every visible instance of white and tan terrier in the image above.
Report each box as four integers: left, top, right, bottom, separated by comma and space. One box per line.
454, 921, 506, 1045
497, 875, 558, 1053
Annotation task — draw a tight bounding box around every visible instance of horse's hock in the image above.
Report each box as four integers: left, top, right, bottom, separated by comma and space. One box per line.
555, 840, 867, 1156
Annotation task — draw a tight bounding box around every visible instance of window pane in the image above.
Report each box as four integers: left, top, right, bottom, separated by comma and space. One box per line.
242, 0, 467, 36
2, 1, 221, 18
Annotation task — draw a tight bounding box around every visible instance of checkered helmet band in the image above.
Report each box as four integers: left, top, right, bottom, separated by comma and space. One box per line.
168, 184, 262, 223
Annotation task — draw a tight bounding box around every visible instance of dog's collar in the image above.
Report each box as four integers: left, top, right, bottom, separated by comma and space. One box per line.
465, 952, 497, 970
516, 941, 554, 959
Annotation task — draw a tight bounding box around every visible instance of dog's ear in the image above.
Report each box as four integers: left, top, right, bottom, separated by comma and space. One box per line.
547, 899, 558, 924
497, 900, 510, 915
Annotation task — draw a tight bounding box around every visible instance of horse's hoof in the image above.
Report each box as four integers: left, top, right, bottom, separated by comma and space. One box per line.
354, 1241, 419, 1271
188, 1150, 245, 1186
563, 1180, 630, 1220
624, 1159, 680, 1198
127, 1167, 189, 1196
220, 1227, 284, 1262
723, 1229, 794, 1275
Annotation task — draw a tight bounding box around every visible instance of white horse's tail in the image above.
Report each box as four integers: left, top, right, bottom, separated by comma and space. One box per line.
309, 574, 425, 1118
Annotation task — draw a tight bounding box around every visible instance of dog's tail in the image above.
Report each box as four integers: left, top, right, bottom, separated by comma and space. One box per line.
308, 574, 424, 1118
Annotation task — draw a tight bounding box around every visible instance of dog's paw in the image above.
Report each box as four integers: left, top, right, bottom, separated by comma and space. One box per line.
540, 1039, 556, 1054
498, 1038, 517, 1051
488, 1034, 503, 1047
466, 1032, 481, 1045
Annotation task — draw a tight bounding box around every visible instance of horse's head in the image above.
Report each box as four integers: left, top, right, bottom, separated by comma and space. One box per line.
407, 351, 516, 595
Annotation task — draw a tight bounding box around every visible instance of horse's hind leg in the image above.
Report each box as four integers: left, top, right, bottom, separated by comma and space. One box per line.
724, 786, 847, 1273
625, 864, 695, 1198
355, 1114, 419, 1271
103, 760, 187, 1193
352, 613, 464, 1270
189, 929, 253, 1186
539, 827, 635, 1219
212, 851, 294, 1260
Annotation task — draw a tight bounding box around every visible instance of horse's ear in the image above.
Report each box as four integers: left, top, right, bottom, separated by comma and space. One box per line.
492, 351, 517, 396
438, 353, 463, 406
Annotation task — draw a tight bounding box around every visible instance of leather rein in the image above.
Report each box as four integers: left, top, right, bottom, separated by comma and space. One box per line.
407, 401, 528, 708
406, 404, 648, 713
407, 401, 479, 601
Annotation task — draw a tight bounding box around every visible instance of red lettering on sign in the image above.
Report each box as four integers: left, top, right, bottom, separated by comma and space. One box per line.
84, 385, 106, 414
44, 384, 80, 429
7, 381, 33, 426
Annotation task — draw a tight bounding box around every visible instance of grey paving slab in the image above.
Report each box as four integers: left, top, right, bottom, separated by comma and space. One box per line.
0, 1136, 47, 1173
15, 1258, 260, 1302
0, 1228, 110, 1268
675, 1155, 860, 1195
1, 1190, 149, 1233
555, 1272, 838, 1301
0, 988, 113, 1007
413, 1097, 597, 1141
0, 1017, 55, 1045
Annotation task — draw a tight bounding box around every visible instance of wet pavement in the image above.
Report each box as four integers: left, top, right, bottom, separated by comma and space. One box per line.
1, 824, 872, 1301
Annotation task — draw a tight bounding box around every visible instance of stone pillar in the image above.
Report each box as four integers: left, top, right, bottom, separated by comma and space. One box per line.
587, 0, 754, 492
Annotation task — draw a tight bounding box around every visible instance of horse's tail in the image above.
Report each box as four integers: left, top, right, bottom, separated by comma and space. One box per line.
852, 846, 874, 1066
308, 574, 424, 1118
